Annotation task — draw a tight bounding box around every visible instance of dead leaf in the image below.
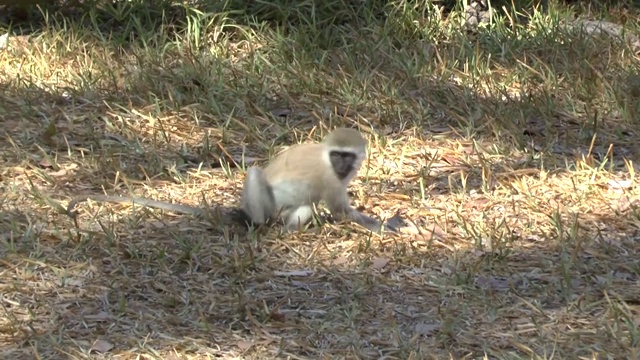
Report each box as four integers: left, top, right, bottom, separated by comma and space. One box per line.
273, 270, 314, 277
269, 311, 286, 322
237, 340, 253, 351
85, 311, 111, 322
90, 339, 114, 353
414, 322, 440, 336
440, 264, 453, 275
372, 257, 390, 270
399, 223, 421, 235
429, 125, 452, 133
419, 224, 447, 241
48, 169, 67, 177
149, 221, 168, 228
441, 154, 459, 165
464, 196, 490, 211
474, 275, 511, 290
385, 193, 412, 200
64, 277, 85, 287
471, 248, 487, 257
38, 158, 54, 168
9, 166, 28, 174
383, 160, 401, 170
608, 179, 633, 190
326, 255, 349, 266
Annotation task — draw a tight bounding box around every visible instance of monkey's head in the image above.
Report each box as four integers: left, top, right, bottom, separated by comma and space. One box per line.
322, 128, 368, 182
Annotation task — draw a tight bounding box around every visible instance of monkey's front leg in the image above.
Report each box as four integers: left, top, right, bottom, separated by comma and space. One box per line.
342, 208, 398, 233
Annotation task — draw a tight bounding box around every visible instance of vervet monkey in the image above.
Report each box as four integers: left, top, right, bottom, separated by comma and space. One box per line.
241, 127, 397, 233
66, 128, 399, 233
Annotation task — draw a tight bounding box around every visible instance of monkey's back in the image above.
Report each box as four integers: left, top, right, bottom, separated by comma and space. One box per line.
263, 143, 339, 207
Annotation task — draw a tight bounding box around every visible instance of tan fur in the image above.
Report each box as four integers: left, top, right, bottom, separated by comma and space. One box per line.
242, 128, 394, 233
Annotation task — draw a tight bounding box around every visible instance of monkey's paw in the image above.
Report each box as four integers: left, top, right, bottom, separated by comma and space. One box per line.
384, 211, 409, 233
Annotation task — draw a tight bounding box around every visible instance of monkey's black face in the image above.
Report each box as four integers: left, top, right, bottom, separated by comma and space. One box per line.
329, 150, 358, 180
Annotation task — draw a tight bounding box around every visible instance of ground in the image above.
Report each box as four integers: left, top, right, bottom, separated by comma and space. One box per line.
1, 0, 640, 359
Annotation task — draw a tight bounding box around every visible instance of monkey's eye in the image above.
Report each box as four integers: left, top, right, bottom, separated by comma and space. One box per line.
330, 151, 355, 163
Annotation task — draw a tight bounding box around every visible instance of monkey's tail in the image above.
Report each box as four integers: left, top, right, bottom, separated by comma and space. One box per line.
241, 167, 275, 224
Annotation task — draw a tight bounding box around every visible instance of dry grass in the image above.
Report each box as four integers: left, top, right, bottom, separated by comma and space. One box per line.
2, 0, 640, 359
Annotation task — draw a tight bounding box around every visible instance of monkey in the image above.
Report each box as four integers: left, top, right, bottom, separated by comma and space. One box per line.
241, 127, 398, 233
66, 128, 400, 233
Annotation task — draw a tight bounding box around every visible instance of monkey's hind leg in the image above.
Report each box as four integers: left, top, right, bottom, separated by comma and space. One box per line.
282, 205, 314, 232
241, 167, 276, 224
